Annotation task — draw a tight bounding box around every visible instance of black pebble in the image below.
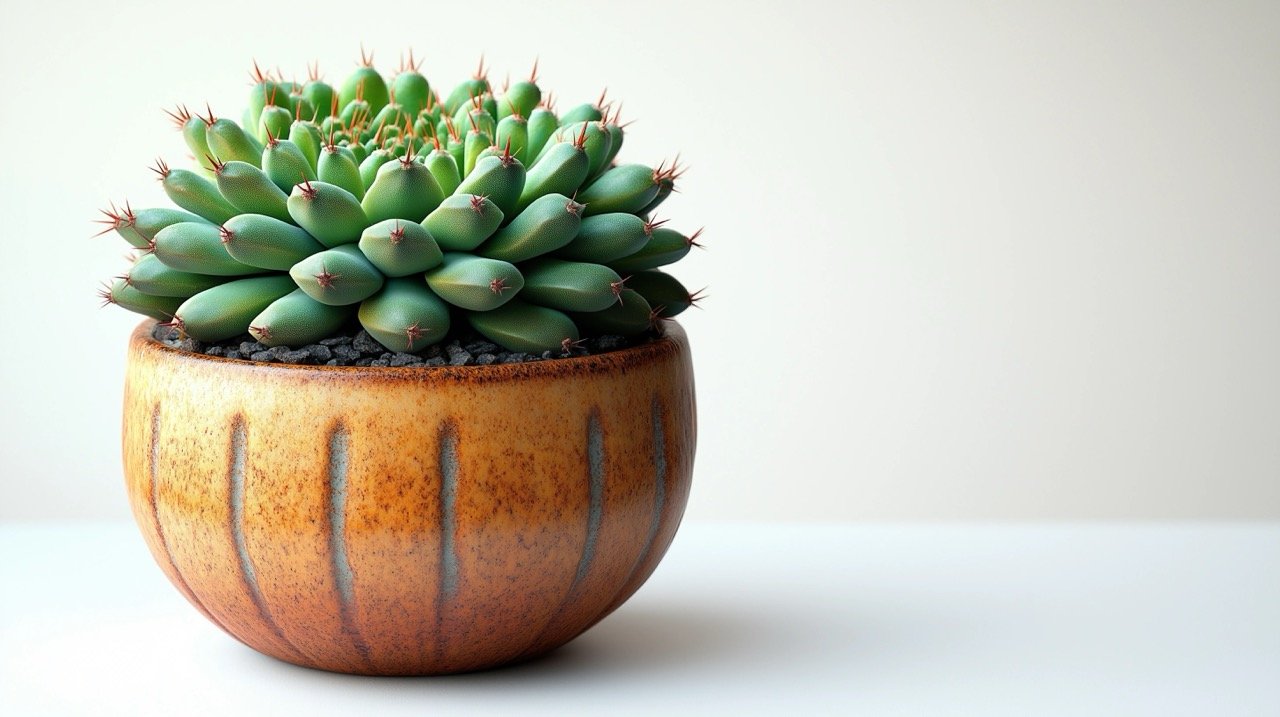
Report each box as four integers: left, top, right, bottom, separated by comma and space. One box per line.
352, 330, 382, 355
446, 344, 471, 365
390, 352, 418, 367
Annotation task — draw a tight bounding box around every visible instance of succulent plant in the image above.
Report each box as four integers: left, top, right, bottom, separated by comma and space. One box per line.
97, 52, 703, 355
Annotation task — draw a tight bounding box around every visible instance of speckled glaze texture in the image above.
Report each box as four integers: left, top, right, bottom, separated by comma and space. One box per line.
122, 320, 695, 675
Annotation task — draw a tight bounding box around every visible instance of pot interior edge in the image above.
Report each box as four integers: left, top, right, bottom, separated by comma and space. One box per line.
131, 320, 689, 382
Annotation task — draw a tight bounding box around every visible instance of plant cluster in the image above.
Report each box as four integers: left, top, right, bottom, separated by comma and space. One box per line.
98, 52, 702, 354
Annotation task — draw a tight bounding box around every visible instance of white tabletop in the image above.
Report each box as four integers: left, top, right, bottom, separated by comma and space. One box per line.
1, 522, 1277, 716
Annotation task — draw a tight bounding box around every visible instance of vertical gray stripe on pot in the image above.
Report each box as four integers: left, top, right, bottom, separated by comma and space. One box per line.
150, 405, 161, 498
647, 396, 666, 548
229, 418, 263, 596
229, 416, 295, 651
575, 397, 671, 633
438, 425, 459, 600
573, 412, 606, 587
328, 425, 355, 607
149, 404, 166, 536
326, 425, 372, 665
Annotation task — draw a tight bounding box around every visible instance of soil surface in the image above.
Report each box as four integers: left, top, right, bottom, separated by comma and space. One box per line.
151, 324, 652, 367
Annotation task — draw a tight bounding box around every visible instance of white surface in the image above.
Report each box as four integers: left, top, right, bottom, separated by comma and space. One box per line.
3, 1, 1280, 522
1, 522, 1277, 716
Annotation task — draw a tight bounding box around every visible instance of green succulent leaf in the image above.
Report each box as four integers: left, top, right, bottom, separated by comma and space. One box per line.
357, 278, 452, 353
425, 252, 523, 311
467, 299, 579, 354
249, 289, 352, 347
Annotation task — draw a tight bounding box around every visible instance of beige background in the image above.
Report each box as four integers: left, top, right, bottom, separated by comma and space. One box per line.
1, 0, 1276, 521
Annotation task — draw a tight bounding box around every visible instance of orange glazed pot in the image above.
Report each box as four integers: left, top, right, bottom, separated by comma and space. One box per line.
122, 319, 695, 675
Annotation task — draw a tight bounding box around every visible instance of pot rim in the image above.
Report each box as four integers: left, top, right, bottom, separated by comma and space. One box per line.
131, 319, 687, 381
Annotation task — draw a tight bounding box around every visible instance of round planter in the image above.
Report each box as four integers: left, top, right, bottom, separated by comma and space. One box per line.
122, 320, 696, 675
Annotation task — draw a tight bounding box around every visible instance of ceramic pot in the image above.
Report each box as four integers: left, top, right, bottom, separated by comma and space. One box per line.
122, 320, 695, 675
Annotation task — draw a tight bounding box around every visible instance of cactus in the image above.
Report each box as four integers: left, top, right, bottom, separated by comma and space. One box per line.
98, 53, 703, 355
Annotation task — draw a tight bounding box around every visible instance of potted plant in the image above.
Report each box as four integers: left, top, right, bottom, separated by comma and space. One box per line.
98, 52, 700, 675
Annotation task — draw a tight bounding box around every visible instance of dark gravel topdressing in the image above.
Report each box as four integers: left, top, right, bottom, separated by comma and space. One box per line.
152, 324, 653, 367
